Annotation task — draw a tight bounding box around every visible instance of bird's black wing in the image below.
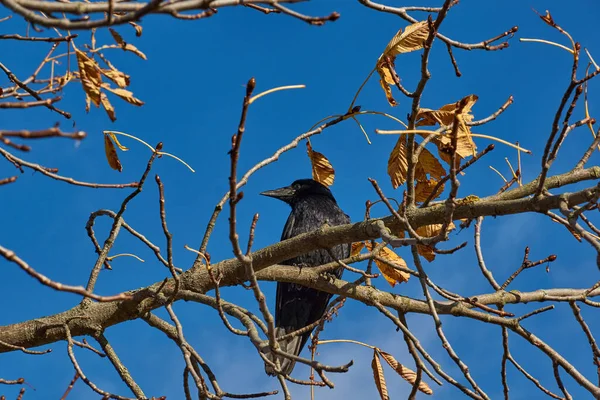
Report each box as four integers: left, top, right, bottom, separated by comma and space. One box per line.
274, 207, 350, 353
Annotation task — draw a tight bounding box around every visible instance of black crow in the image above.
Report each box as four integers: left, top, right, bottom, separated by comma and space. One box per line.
260, 178, 351, 376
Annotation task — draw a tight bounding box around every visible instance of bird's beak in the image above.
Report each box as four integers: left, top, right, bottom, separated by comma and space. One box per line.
260, 185, 295, 202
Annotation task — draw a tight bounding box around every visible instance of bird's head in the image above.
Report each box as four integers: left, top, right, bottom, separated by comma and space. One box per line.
260, 179, 335, 205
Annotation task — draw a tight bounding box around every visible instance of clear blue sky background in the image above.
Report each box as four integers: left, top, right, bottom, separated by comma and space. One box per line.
2, 0, 600, 399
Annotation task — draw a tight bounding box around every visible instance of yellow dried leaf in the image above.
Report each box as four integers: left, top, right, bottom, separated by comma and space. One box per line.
415, 222, 456, 261
109, 28, 147, 60
416, 147, 446, 181
387, 137, 408, 189
365, 242, 410, 286
415, 108, 455, 127
306, 141, 335, 186
376, 58, 396, 85
106, 132, 129, 151
109, 28, 125, 46
436, 142, 462, 170
415, 178, 443, 203
382, 21, 430, 58
351, 242, 365, 257
102, 85, 144, 106
75, 49, 102, 107
417, 244, 436, 262
378, 350, 433, 395
421, 100, 472, 125
416, 95, 479, 163
104, 133, 122, 172
375, 21, 429, 107
123, 43, 147, 60
436, 125, 477, 162
459, 94, 479, 114
100, 93, 116, 122
129, 21, 143, 37
371, 349, 390, 400
378, 76, 397, 107
417, 222, 456, 238
101, 69, 130, 88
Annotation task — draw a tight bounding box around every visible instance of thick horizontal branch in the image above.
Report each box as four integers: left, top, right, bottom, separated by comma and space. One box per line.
12, 0, 301, 14
491, 166, 600, 201
0, 177, 597, 353
1, 0, 309, 29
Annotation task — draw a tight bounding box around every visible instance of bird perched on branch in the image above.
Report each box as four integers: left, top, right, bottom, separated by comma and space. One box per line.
260, 178, 351, 376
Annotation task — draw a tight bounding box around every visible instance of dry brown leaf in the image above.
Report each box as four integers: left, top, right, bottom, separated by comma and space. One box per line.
382, 21, 430, 58
420, 94, 477, 117
129, 21, 143, 37
102, 84, 144, 106
417, 244, 436, 262
104, 133, 122, 171
378, 75, 397, 107
306, 140, 335, 186
377, 57, 396, 85
417, 222, 456, 238
365, 242, 410, 286
75, 49, 102, 107
371, 349, 390, 400
415, 108, 455, 127
109, 28, 125, 46
415, 178, 443, 203
416, 95, 479, 164
436, 125, 477, 162
123, 43, 147, 60
378, 350, 433, 395
416, 147, 446, 181
106, 132, 129, 151
415, 222, 456, 261
100, 93, 116, 122
351, 242, 365, 257
436, 142, 462, 170
108, 28, 147, 60
376, 21, 429, 107
387, 137, 408, 188
101, 69, 130, 89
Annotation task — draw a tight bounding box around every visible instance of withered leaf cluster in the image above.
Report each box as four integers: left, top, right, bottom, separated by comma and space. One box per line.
415, 94, 479, 165
377, 21, 431, 106
387, 94, 480, 203
75, 28, 145, 122
372, 347, 433, 399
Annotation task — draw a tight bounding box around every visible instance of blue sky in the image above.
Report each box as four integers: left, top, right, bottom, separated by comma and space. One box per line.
1, 0, 600, 398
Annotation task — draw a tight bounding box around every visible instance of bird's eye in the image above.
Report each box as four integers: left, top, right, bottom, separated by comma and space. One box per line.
292, 183, 301, 190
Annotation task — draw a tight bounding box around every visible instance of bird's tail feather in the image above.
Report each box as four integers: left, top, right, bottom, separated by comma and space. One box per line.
265, 326, 304, 376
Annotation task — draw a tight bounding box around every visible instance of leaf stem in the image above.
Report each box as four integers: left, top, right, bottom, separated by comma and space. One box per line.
375, 129, 532, 153
317, 339, 376, 350
249, 84, 305, 105
104, 130, 195, 172
520, 38, 573, 54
